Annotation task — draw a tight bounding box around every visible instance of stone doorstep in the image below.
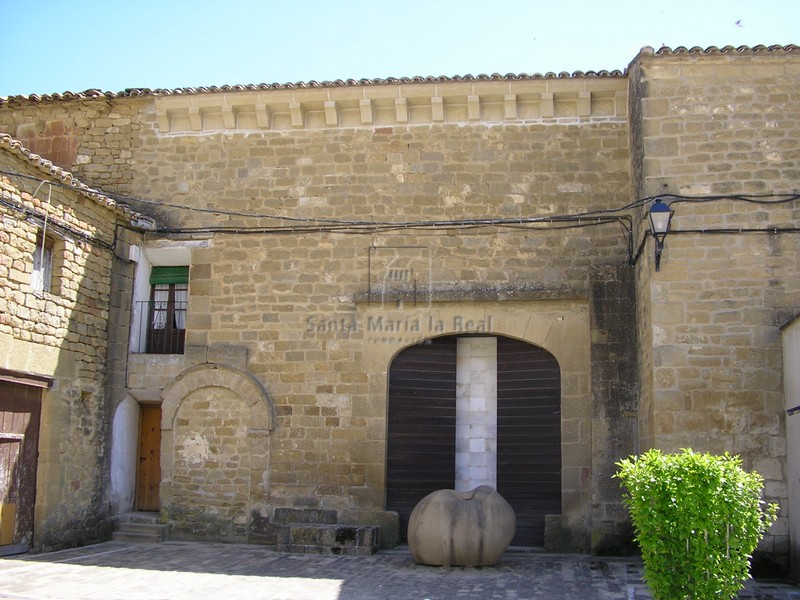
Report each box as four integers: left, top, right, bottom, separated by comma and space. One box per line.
276, 523, 381, 556
280, 543, 376, 556
272, 508, 337, 525
112, 512, 168, 544
116, 511, 163, 525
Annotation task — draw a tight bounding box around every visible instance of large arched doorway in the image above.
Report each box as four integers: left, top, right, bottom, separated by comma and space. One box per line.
386, 335, 561, 547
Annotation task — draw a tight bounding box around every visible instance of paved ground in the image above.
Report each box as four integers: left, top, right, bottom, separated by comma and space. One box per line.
0, 542, 797, 600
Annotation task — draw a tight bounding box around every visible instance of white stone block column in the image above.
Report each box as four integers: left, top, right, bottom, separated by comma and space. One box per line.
455, 337, 497, 492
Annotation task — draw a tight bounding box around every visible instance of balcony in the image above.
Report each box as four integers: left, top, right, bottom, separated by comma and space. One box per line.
130, 300, 187, 354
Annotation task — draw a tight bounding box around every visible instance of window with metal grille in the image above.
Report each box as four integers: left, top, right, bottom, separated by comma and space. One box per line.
145, 266, 188, 354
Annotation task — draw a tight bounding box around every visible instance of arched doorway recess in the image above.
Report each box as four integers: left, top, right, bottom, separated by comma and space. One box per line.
386, 334, 561, 546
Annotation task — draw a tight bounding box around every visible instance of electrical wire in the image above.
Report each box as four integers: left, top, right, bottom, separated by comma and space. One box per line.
0, 195, 115, 251
661, 193, 800, 206
1, 166, 798, 237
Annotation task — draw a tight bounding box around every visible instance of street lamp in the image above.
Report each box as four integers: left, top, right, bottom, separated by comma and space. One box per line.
648, 200, 673, 272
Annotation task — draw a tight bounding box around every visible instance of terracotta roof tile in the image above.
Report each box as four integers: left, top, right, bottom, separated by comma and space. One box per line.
1, 44, 796, 106
650, 43, 799, 56
0, 70, 625, 106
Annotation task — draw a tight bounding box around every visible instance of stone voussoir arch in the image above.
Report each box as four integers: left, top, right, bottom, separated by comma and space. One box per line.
160, 363, 275, 436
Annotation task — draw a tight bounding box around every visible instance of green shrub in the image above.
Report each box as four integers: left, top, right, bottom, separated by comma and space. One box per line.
615, 448, 778, 600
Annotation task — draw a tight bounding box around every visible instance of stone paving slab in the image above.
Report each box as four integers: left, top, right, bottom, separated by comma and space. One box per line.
0, 542, 797, 600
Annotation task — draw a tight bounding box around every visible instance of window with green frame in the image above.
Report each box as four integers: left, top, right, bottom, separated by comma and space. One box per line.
146, 266, 188, 354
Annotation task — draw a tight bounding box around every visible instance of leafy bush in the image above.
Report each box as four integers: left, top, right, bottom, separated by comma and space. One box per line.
615, 448, 778, 600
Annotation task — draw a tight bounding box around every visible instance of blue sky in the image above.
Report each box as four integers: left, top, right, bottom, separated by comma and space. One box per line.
1, 0, 798, 97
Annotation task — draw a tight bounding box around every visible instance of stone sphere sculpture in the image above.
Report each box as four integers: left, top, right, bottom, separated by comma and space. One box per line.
407, 485, 516, 567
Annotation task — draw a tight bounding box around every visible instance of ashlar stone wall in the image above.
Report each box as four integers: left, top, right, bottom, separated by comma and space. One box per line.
630, 47, 800, 563
171, 386, 252, 536
2, 76, 639, 551
131, 77, 631, 549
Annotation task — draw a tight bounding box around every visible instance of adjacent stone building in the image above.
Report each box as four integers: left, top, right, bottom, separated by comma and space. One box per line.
0, 133, 147, 553
0, 45, 797, 573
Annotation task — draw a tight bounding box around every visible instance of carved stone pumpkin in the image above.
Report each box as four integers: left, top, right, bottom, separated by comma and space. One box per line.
407, 485, 516, 566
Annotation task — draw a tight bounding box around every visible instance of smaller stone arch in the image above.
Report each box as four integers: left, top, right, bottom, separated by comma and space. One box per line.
159, 363, 275, 539
160, 363, 274, 435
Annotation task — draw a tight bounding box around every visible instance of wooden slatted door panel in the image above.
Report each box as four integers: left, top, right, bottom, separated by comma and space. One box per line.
497, 336, 561, 547
386, 337, 457, 542
0, 381, 41, 549
135, 406, 161, 512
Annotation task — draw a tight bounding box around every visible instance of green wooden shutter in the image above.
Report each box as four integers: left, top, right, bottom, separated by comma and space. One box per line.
149, 266, 189, 285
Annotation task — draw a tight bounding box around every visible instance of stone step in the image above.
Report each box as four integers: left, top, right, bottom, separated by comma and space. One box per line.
111, 530, 165, 544
272, 508, 337, 525
113, 512, 167, 544
118, 521, 167, 535
117, 511, 163, 525
276, 523, 380, 556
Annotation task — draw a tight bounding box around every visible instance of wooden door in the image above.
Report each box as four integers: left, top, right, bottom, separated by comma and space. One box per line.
386, 335, 562, 547
497, 336, 562, 547
0, 381, 41, 550
386, 337, 457, 542
135, 406, 161, 511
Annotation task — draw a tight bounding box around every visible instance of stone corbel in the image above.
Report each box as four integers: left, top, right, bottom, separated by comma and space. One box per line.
156, 109, 171, 132
324, 101, 338, 127
222, 106, 236, 129
578, 92, 591, 117
359, 99, 373, 125
431, 96, 444, 122
614, 91, 628, 117
504, 95, 517, 120
289, 102, 304, 128
540, 93, 555, 118
468, 95, 480, 121
255, 104, 271, 128
395, 97, 408, 124
188, 107, 203, 131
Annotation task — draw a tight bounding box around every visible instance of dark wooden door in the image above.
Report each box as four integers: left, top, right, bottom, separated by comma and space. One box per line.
135, 406, 161, 511
386, 337, 457, 542
0, 381, 41, 549
497, 336, 562, 547
386, 335, 562, 547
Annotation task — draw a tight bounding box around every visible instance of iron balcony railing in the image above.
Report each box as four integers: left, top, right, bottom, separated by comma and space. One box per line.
130, 300, 187, 354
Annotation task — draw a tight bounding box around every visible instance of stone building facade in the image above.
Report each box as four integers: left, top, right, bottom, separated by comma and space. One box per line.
0, 45, 797, 570
630, 48, 800, 570
0, 134, 146, 553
